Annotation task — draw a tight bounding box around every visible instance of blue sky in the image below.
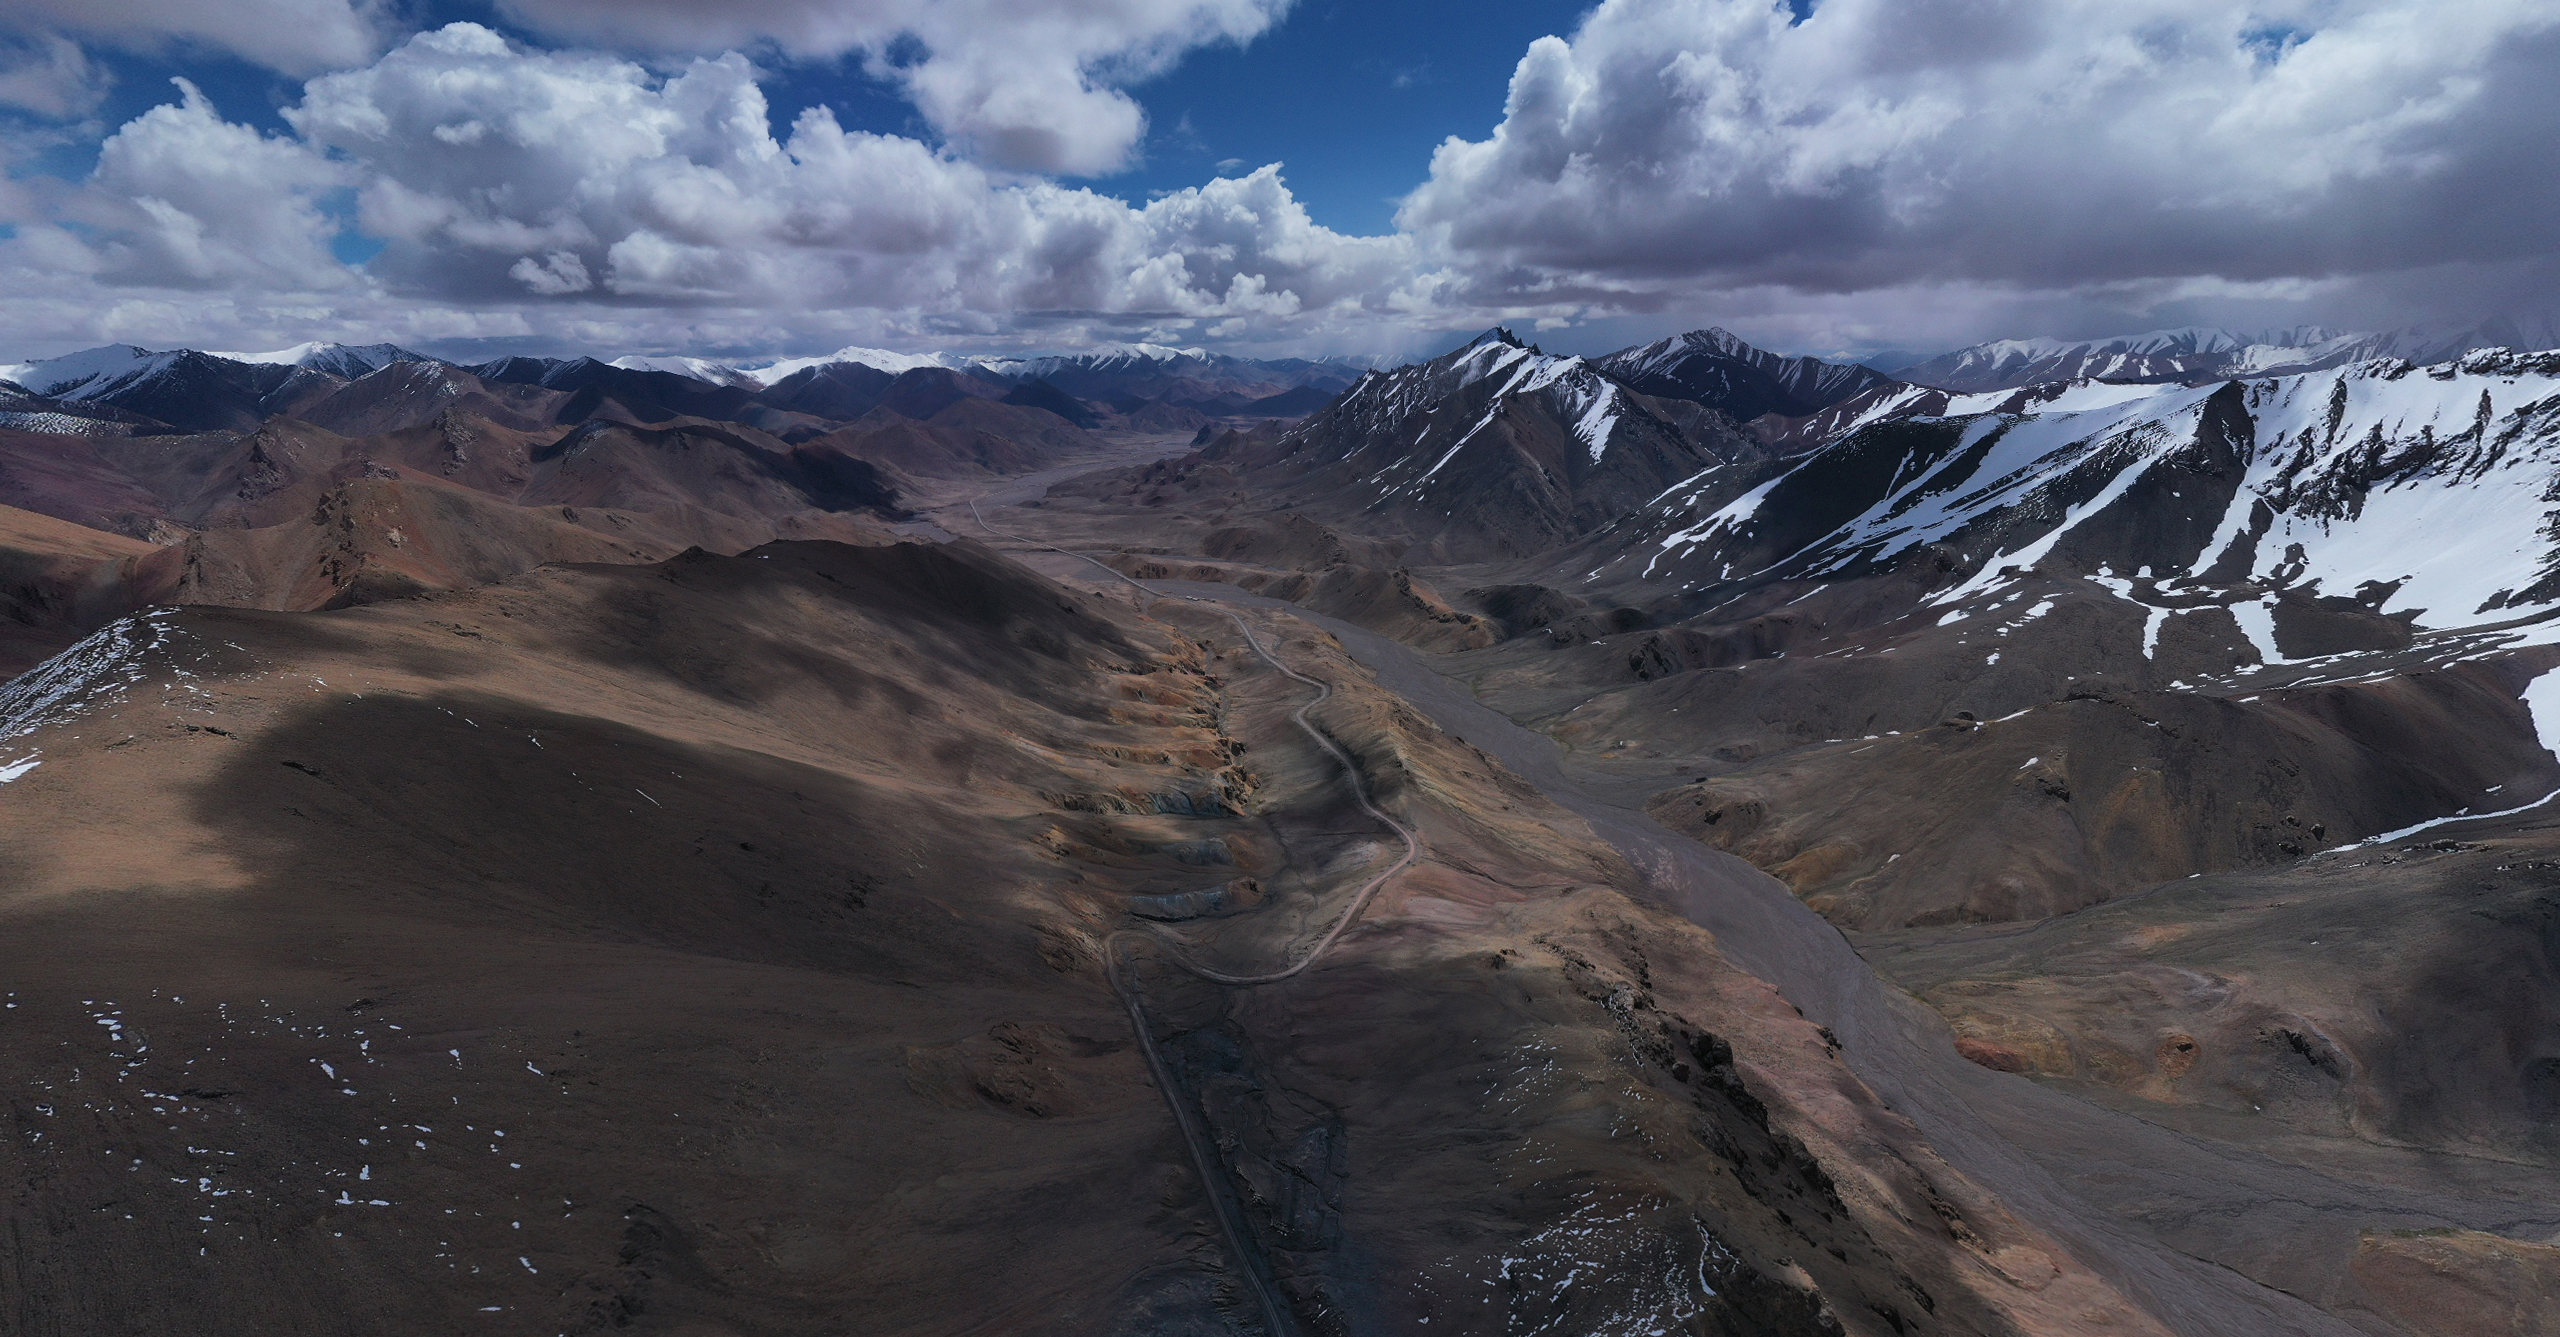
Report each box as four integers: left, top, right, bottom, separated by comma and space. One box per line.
2, 0, 1631, 357
0, 0, 2552, 363
1054, 0, 1600, 236
32, 1, 1600, 239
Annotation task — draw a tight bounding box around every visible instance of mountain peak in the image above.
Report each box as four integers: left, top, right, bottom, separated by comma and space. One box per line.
744, 345, 980, 386
0, 345, 170, 399
1078, 341, 1209, 362
1596, 328, 1895, 422
210, 342, 427, 377
1673, 327, 1756, 354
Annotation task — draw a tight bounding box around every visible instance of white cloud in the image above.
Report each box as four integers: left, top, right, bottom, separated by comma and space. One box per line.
281, 26, 1407, 317
509, 250, 593, 295
0, 0, 1286, 175
45, 79, 352, 291
1398, 0, 2560, 328
492, 0, 1290, 175
2, 2, 2557, 362
0, 34, 108, 117
0, 24, 1413, 357
0, 0, 386, 77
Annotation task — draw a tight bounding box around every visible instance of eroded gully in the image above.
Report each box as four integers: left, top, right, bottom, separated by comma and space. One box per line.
974, 498, 1425, 1337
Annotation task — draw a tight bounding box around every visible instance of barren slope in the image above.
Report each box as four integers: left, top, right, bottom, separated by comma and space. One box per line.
0, 538, 2163, 1335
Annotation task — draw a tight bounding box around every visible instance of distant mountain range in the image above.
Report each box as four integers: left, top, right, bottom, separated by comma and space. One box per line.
1240, 328, 1751, 559
0, 340, 1377, 438
1073, 325, 1908, 564
1884, 317, 2560, 392
19, 314, 2558, 443
0, 330, 1446, 665
213, 341, 429, 379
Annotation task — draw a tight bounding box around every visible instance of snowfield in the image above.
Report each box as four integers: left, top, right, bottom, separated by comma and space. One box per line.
1640, 349, 2560, 640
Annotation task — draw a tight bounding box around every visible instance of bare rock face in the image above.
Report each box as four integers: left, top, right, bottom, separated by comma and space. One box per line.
1869, 821, 2560, 1166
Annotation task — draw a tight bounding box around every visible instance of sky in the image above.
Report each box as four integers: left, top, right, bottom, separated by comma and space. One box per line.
0, 0, 2553, 364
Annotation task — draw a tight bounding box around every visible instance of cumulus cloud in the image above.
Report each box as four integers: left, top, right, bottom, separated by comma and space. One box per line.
0, 23, 1410, 355
4, 1, 2558, 361
1400, 0, 2560, 329
30, 79, 353, 291
491, 0, 1289, 175
280, 26, 1406, 316
0, 0, 1286, 175
0, 0, 386, 78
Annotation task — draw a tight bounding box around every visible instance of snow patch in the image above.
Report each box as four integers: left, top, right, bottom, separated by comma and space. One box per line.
2524, 666, 2560, 760
2230, 599, 2286, 665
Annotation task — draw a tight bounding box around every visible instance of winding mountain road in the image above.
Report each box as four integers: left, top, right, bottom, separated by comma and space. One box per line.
973, 498, 1420, 1335
971, 497, 1422, 986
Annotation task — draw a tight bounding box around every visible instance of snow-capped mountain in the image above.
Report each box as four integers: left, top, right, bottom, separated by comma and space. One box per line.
0, 345, 180, 399
974, 342, 1211, 381
2329, 316, 2560, 369
1895, 319, 2560, 393
211, 342, 428, 378
716, 341, 1370, 417
983, 344, 1369, 405
607, 354, 762, 388
471, 355, 765, 427
0, 379, 153, 436
1197, 329, 1751, 559
0, 344, 316, 432
1597, 328, 1896, 423
726, 341, 1359, 390
1619, 348, 2560, 657
740, 345, 984, 387
0, 342, 436, 432
1891, 327, 2358, 392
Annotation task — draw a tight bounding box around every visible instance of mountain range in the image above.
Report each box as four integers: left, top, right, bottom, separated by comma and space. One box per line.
0, 340, 1373, 436
1886, 317, 2560, 392
1014, 324, 2560, 1328
6, 314, 2560, 1333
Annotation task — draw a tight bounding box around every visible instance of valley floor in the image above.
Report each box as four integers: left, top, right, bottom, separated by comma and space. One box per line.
949, 453, 2560, 1337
